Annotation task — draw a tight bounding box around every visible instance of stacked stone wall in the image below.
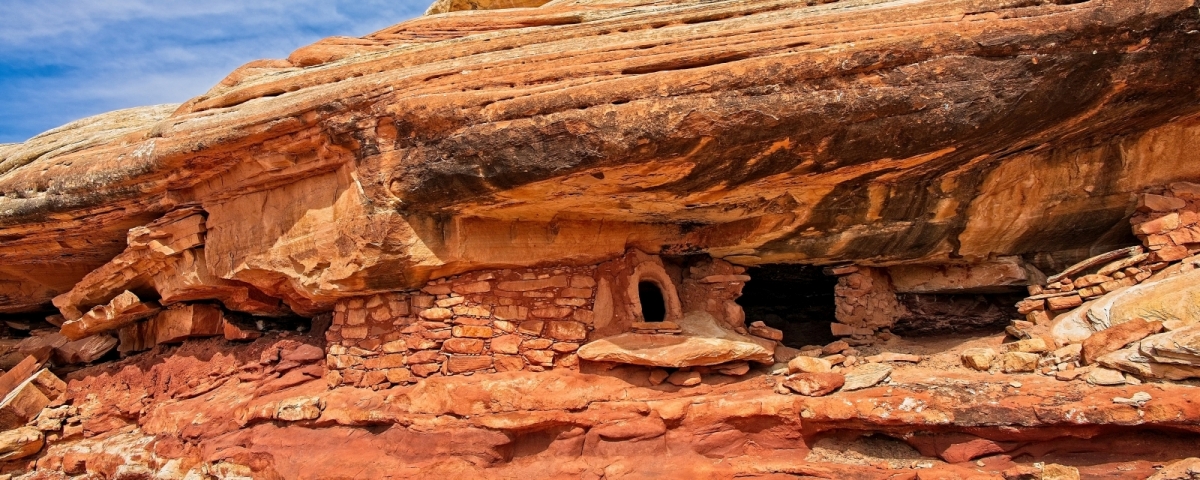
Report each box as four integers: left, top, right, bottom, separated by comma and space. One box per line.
325, 265, 598, 389
1132, 183, 1200, 262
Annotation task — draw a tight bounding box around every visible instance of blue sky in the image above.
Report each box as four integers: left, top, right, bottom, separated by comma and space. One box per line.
0, 0, 429, 143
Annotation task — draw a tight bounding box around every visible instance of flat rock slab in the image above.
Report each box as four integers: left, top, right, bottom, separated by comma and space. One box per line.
578, 312, 774, 367
1140, 323, 1200, 365
843, 363, 893, 391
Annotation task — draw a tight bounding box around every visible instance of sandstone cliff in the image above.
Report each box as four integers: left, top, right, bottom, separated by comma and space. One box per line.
0, 0, 1198, 477
1, 0, 1198, 315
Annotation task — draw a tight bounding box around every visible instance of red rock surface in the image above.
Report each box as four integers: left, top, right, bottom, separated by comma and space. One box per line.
0, 0, 1198, 314
0, 0, 1199, 476
0, 333, 1190, 478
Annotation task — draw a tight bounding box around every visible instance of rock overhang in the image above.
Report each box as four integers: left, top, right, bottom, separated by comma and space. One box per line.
0, 0, 1197, 315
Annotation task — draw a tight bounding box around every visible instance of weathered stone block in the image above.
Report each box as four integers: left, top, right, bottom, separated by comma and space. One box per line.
494, 355, 526, 372
518, 321, 544, 336
406, 350, 444, 365
385, 368, 412, 384
453, 281, 492, 294
497, 276, 568, 292
153, 304, 225, 344
521, 338, 553, 350
494, 305, 528, 321
346, 308, 368, 325
446, 355, 493, 374
1137, 193, 1187, 212
411, 364, 441, 377
961, 348, 996, 371
452, 325, 493, 338
788, 356, 832, 374
442, 338, 485, 354
531, 307, 573, 319
1136, 213, 1181, 235
1081, 317, 1162, 364
570, 276, 596, 289
546, 321, 587, 341
1046, 295, 1083, 311
491, 334, 522, 355
363, 354, 407, 370
451, 305, 491, 317
523, 349, 554, 366
1001, 352, 1039, 373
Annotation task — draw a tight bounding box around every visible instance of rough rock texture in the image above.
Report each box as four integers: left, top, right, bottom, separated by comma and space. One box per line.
1, 0, 1200, 476
0, 334, 1194, 478
1, 0, 1199, 315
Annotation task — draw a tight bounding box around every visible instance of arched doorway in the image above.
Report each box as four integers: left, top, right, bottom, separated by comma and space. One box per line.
637, 281, 667, 322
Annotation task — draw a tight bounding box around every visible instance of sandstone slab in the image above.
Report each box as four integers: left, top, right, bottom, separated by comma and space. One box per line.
577, 312, 773, 367
842, 363, 892, 392
1081, 318, 1162, 365
783, 373, 844, 397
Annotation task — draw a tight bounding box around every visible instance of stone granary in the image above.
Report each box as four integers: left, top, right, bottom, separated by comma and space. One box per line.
0, 0, 1199, 477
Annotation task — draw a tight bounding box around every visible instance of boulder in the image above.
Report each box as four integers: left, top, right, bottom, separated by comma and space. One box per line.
787, 356, 832, 374
0, 427, 43, 461
1048, 344, 1082, 365
1081, 318, 1162, 365
577, 312, 774, 367
782, 373, 845, 397
1001, 352, 1039, 373
1086, 368, 1127, 386
960, 348, 997, 371
842, 363, 892, 391
1003, 338, 1050, 354
821, 341, 850, 356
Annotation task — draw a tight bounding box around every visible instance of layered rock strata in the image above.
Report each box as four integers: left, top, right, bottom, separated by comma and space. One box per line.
0, 0, 1198, 476
1, 0, 1198, 315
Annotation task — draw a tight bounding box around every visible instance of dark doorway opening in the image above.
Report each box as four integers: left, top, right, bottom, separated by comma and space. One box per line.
736, 264, 838, 348
891, 292, 1025, 336
638, 281, 667, 322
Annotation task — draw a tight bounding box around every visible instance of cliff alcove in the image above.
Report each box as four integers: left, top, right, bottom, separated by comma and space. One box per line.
736, 264, 838, 348
0, 0, 1199, 476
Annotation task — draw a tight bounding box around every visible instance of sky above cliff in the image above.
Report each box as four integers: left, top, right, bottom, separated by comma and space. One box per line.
0, 0, 428, 143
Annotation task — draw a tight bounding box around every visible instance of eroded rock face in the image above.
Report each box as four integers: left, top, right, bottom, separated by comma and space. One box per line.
1, 0, 1199, 476
0, 0, 1198, 315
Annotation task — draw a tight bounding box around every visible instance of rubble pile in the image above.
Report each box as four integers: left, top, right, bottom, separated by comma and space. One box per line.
977, 187, 1200, 384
